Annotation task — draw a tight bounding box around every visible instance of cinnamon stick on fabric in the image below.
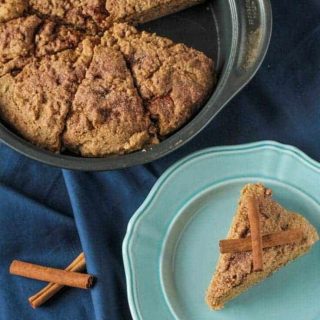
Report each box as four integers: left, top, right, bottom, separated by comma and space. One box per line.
246, 195, 263, 271
219, 229, 304, 254
29, 253, 86, 308
10, 260, 94, 289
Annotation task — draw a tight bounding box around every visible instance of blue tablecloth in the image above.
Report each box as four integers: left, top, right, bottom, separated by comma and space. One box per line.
0, 1, 319, 319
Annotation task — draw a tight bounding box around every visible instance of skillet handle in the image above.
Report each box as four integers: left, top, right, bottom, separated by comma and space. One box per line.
216, 0, 272, 107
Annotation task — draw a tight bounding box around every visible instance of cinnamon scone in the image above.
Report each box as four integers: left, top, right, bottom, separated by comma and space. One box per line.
0, 38, 96, 151
105, 0, 205, 25
0, 16, 85, 77
63, 42, 155, 156
2, 0, 205, 32
206, 183, 319, 310
0, 15, 42, 77
104, 23, 215, 136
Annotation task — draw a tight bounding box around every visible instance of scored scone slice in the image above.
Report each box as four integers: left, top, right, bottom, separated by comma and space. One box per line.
0, 15, 85, 77
206, 183, 319, 310
63, 39, 156, 157
0, 38, 96, 152
105, 0, 205, 25
104, 23, 215, 136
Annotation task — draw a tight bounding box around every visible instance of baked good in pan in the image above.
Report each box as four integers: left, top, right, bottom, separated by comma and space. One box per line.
0, 0, 215, 156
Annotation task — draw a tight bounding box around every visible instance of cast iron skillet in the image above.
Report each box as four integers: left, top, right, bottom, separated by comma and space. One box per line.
0, 0, 272, 171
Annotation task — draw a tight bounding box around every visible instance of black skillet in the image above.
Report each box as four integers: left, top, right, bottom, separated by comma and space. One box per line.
0, 0, 272, 170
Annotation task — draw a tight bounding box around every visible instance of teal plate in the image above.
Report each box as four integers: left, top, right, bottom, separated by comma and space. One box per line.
122, 141, 320, 320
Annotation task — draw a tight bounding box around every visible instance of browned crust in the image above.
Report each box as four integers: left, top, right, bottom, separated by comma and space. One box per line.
0, 38, 96, 152
103, 23, 215, 136
0, 0, 28, 23
29, 0, 110, 32
0, 15, 42, 77
0, 16, 86, 77
105, 0, 205, 25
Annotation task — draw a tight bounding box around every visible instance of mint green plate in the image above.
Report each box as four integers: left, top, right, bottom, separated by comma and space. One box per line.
122, 141, 320, 320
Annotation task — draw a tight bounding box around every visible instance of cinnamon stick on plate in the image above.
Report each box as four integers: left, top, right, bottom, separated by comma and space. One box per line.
246, 195, 263, 271
219, 229, 304, 254
28, 253, 86, 308
9, 259, 94, 289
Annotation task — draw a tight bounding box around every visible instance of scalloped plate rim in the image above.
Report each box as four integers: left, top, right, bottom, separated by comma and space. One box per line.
122, 140, 320, 320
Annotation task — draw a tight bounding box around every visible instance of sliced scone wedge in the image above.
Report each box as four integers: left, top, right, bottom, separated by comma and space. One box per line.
63, 40, 156, 157
104, 23, 215, 136
105, 0, 205, 25
206, 183, 319, 310
0, 38, 97, 152
0, 15, 85, 77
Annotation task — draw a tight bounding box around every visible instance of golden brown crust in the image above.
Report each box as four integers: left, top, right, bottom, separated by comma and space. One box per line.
63, 43, 155, 156
103, 23, 215, 136
0, 0, 204, 30
205, 183, 319, 310
35, 20, 84, 57
29, 0, 110, 32
0, 0, 28, 23
0, 38, 96, 151
0, 15, 42, 77
105, 0, 205, 25
0, 16, 85, 77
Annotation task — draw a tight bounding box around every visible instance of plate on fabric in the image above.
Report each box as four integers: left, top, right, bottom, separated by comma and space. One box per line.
122, 141, 320, 320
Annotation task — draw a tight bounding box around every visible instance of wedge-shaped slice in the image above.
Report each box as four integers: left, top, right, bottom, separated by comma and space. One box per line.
0, 16, 85, 77
0, 38, 96, 152
105, 0, 205, 25
206, 183, 319, 310
104, 23, 215, 136
63, 41, 155, 157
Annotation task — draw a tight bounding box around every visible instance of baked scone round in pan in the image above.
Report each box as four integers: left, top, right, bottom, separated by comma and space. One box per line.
0, 0, 215, 157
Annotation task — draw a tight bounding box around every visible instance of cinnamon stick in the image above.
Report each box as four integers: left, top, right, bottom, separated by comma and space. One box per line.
219, 229, 304, 254
10, 260, 93, 289
246, 195, 263, 271
28, 253, 86, 308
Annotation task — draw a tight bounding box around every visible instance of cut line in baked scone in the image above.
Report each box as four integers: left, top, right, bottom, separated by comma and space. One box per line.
205, 183, 319, 310
0, 38, 97, 152
104, 23, 215, 136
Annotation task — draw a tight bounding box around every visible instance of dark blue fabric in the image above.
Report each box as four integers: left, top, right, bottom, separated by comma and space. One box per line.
0, 1, 319, 319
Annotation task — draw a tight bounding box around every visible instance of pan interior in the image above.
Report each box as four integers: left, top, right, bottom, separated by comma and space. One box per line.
0, 2, 239, 170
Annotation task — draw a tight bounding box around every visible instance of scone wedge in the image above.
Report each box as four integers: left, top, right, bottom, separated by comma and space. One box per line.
206, 183, 319, 310
104, 23, 215, 137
